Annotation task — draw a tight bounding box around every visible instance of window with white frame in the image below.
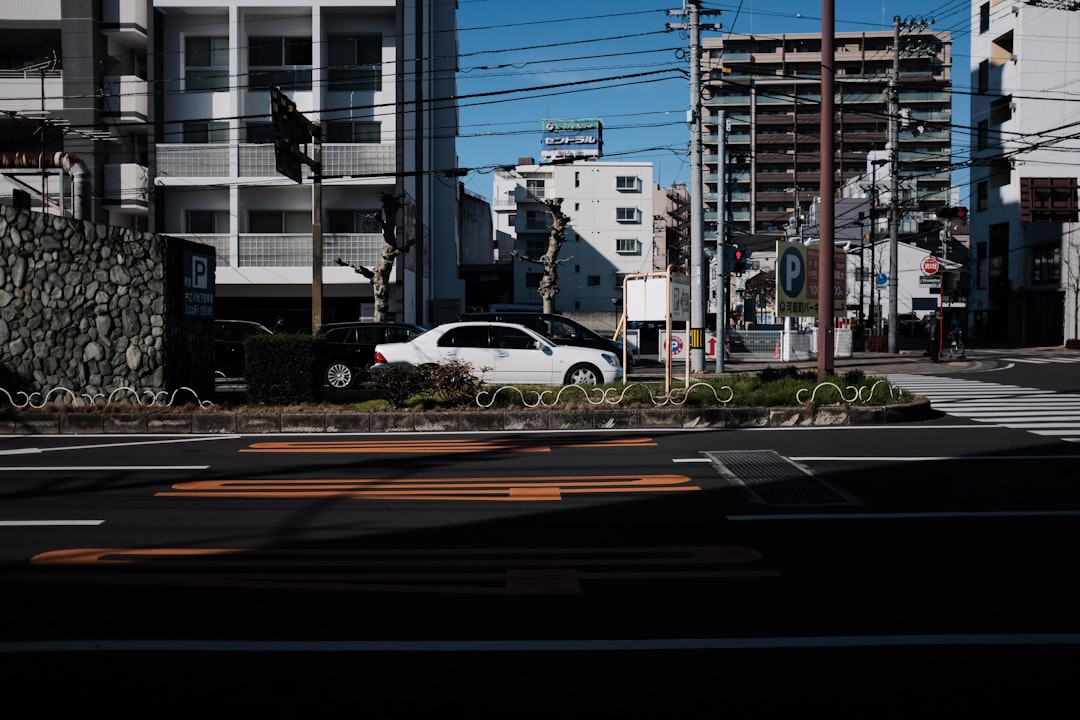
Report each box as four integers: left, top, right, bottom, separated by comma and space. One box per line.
526, 178, 546, 199
185, 36, 229, 91
615, 207, 640, 223
616, 238, 640, 254
249, 210, 310, 233
328, 34, 382, 92
183, 121, 229, 143
248, 36, 312, 90
186, 210, 230, 233
615, 175, 640, 192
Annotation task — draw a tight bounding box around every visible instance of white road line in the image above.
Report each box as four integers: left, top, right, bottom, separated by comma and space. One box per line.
727, 510, 1080, 520
0, 435, 240, 456
0, 466, 208, 471
0, 520, 104, 526
1, 634, 1078, 653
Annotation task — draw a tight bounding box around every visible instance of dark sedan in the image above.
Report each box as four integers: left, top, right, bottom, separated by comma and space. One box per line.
315, 321, 427, 389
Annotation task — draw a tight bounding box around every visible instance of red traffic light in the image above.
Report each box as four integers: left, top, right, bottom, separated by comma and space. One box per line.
734, 248, 744, 259
938, 206, 968, 219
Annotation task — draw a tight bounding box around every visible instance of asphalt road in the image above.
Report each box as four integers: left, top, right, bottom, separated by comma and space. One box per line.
2, 348, 1078, 717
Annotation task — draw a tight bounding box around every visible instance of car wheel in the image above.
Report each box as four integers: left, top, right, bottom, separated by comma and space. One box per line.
325, 362, 354, 390
564, 363, 602, 386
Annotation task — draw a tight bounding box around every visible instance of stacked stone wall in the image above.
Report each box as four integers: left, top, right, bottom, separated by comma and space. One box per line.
0, 205, 215, 404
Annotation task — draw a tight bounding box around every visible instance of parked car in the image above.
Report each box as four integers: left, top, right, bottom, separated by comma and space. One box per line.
315, 321, 427, 389
213, 319, 274, 380
458, 311, 633, 370
371, 321, 622, 386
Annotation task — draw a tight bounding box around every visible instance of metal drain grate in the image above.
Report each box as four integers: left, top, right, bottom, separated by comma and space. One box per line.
704, 450, 862, 507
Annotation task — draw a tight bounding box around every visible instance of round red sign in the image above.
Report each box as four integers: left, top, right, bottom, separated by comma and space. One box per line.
921, 256, 940, 275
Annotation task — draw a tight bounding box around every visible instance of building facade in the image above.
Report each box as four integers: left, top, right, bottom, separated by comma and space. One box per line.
490, 159, 657, 314
0, 0, 462, 333
700, 29, 953, 253
969, 0, 1080, 345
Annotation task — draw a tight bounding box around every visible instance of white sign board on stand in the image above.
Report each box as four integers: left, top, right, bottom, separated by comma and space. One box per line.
625, 275, 690, 322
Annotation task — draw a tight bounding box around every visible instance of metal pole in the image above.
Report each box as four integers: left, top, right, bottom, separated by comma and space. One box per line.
688, 0, 705, 372
888, 15, 901, 354
716, 109, 726, 372
817, 0, 836, 378
312, 128, 323, 333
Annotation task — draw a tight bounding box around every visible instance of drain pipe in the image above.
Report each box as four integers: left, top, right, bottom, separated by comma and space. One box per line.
0, 151, 91, 220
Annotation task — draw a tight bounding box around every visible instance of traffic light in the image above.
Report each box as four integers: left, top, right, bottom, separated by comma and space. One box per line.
937, 206, 968, 219
732, 247, 749, 275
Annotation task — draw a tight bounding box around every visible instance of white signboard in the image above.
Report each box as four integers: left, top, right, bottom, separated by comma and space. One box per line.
625, 275, 690, 322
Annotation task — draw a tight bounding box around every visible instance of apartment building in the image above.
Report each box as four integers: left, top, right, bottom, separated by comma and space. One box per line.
700, 29, 953, 250
0, 0, 462, 332
490, 159, 657, 314
969, 0, 1080, 345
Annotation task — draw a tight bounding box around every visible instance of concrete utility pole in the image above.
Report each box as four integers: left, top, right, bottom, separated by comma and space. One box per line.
817, 0, 836, 378
667, 1, 721, 373
888, 16, 901, 354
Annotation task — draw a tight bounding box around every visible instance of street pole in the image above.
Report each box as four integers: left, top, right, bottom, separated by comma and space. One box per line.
312, 126, 323, 332
888, 15, 900, 354
687, 0, 705, 372
817, 0, 835, 378
716, 109, 726, 372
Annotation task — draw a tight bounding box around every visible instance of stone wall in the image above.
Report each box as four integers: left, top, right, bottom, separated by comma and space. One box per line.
0, 205, 216, 404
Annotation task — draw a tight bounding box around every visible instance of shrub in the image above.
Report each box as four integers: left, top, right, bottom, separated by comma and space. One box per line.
244, 333, 318, 405
370, 361, 482, 408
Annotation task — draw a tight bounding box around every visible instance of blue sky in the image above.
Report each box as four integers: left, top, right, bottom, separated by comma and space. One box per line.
454, 0, 973, 200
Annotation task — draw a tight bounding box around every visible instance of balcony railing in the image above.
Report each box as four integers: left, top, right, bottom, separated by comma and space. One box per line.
0, 72, 64, 114
168, 233, 384, 269
156, 143, 398, 179
156, 145, 230, 178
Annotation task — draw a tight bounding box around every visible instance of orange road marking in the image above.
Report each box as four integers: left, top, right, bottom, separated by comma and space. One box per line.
240, 437, 657, 454
28, 545, 778, 593
155, 474, 699, 501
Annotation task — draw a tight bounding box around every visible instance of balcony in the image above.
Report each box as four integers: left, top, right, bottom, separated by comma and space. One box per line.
156, 145, 230, 178
515, 186, 547, 203
101, 0, 148, 48
102, 76, 148, 123
103, 163, 149, 214
168, 233, 384, 270
0, 71, 63, 114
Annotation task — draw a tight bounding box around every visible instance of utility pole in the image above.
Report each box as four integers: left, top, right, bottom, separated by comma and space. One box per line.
817, 0, 835, 378
667, 1, 721, 373
716, 109, 726, 372
887, 15, 900, 354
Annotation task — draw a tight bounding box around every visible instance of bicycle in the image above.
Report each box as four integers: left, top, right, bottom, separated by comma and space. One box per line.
947, 328, 965, 360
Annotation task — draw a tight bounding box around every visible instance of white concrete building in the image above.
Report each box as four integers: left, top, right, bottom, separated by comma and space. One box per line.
969, 0, 1080, 345
491, 159, 657, 314
0, 0, 463, 332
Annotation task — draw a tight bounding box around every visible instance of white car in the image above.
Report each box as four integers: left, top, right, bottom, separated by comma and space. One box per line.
370, 321, 622, 386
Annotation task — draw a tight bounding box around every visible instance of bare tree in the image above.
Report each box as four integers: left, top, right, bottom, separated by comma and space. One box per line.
510, 196, 571, 313
335, 192, 414, 322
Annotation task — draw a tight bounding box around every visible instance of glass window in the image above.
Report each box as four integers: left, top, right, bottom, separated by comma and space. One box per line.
247, 122, 274, 143
185, 36, 229, 91
249, 36, 312, 90
324, 121, 381, 144
616, 238, 639, 254
327, 209, 381, 234
615, 175, 639, 192
438, 326, 491, 348
183, 121, 229, 143
616, 207, 639, 223
249, 210, 310, 233
187, 210, 229, 233
328, 34, 382, 91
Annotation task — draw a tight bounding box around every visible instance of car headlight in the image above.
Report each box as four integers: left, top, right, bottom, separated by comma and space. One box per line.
600, 353, 619, 368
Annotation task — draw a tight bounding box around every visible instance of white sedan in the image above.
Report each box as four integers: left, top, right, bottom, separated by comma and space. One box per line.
370, 321, 622, 386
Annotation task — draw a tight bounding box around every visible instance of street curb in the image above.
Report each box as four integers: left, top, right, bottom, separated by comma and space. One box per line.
0, 398, 933, 435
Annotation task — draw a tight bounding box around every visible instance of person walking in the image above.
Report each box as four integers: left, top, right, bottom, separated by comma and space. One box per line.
925, 315, 940, 363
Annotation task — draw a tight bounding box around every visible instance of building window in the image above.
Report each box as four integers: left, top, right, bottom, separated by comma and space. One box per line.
249, 36, 312, 90
976, 120, 989, 150
574, 172, 580, 187
524, 210, 549, 231
183, 121, 229, 143
613, 272, 627, 288
615, 207, 640, 223
977, 59, 989, 94
246, 122, 274, 144
328, 209, 381, 234
1032, 245, 1061, 285
977, 181, 989, 212
507, 213, 516, 227
185, 36, 229, 91
249, 210, 310, 233
526, 179, 546, 199
979, 3, 990, 34
616, 176, 640, 192
187, 210, 230, 233
328, 34, 382, 92
324, 121, 381, 143
616, 238, 640, 254
525, 272, 543, 288
587, 275, 601, 287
